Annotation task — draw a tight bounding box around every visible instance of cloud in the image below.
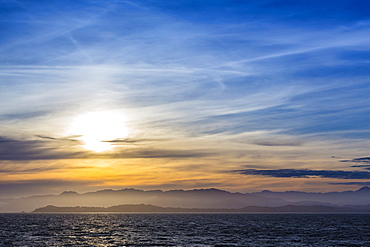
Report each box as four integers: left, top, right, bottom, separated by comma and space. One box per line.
103, 138, 168, 145
341, 157, 370, 163
0, 137, 14, 143
252, 140, 303, 147
0, 162, 91, 174
0, 136, 210, 160
0, 136, 87, 160
350, 165, 370, 170
2, 0, 370, 143
338, 157, 370, 170
0, 164, 62, 174
330, 182, 370, 186
109, 149, 212, 159
35, 135, 81, 141
236, 169, 370, 179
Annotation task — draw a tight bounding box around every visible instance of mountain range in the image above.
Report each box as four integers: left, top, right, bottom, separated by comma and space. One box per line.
33, 204, 367, 213
253, 186, 370, 206
1, 187, 370, 213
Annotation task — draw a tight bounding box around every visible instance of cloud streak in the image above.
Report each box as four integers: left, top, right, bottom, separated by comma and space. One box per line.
341, 157, 370, 163
0, 136, 211, 160
236, 169, 370, 179
330, 182, 370, 186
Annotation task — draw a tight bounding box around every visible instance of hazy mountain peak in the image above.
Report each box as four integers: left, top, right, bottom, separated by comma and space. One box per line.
356, 186, 370, 192
190, 188, 229, 193
117, 188, 145, 193
60, 191, 79, 195
96, 189, 114, 192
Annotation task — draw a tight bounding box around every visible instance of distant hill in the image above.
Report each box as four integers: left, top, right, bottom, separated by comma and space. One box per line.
2, 187, 370, 213
33, 204, 369, 213
252, 186, 370, 206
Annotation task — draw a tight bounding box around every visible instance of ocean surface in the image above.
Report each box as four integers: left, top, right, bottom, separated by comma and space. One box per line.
1, 213, 370, 246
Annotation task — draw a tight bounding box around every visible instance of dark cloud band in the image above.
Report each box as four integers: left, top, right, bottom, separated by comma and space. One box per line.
330, 182, 370, 186
0, 136, 210, 160
236, 169, 370, 179
341, 157, 370, 163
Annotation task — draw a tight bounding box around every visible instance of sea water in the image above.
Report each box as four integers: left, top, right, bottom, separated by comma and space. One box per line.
1, 213, 370, 246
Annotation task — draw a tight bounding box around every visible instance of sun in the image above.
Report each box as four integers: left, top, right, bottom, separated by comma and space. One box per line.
69, 111, 129, 152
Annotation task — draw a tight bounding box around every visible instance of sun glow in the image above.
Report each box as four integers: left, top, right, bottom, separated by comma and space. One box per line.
69, 111, 129, 152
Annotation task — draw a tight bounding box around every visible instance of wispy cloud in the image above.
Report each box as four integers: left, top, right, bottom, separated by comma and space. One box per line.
35, 135, 81, 141
330, 182, 370, 186
0, 162, 90, 174
0, 136, 211, 161
236, 169, 370, 179
0, 136, 86, 160
341, 157, 370, 163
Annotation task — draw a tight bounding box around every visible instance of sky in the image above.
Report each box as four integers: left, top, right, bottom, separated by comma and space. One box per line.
1, 0, 370, 198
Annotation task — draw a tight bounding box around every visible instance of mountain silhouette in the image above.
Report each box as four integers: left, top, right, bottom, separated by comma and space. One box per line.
1, 187, 370, 212
252, 186, 370, 206
33, 204, 370, 213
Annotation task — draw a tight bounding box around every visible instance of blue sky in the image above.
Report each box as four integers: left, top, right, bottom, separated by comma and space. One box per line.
1, 0, 370, 197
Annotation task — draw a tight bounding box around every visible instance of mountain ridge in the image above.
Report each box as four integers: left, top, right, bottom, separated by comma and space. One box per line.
33, 203, 370, 213
252, 186, 370, 205
1, 187, 370, 213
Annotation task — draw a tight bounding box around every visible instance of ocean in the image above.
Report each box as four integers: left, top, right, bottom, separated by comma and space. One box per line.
1, 213, 369, 246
